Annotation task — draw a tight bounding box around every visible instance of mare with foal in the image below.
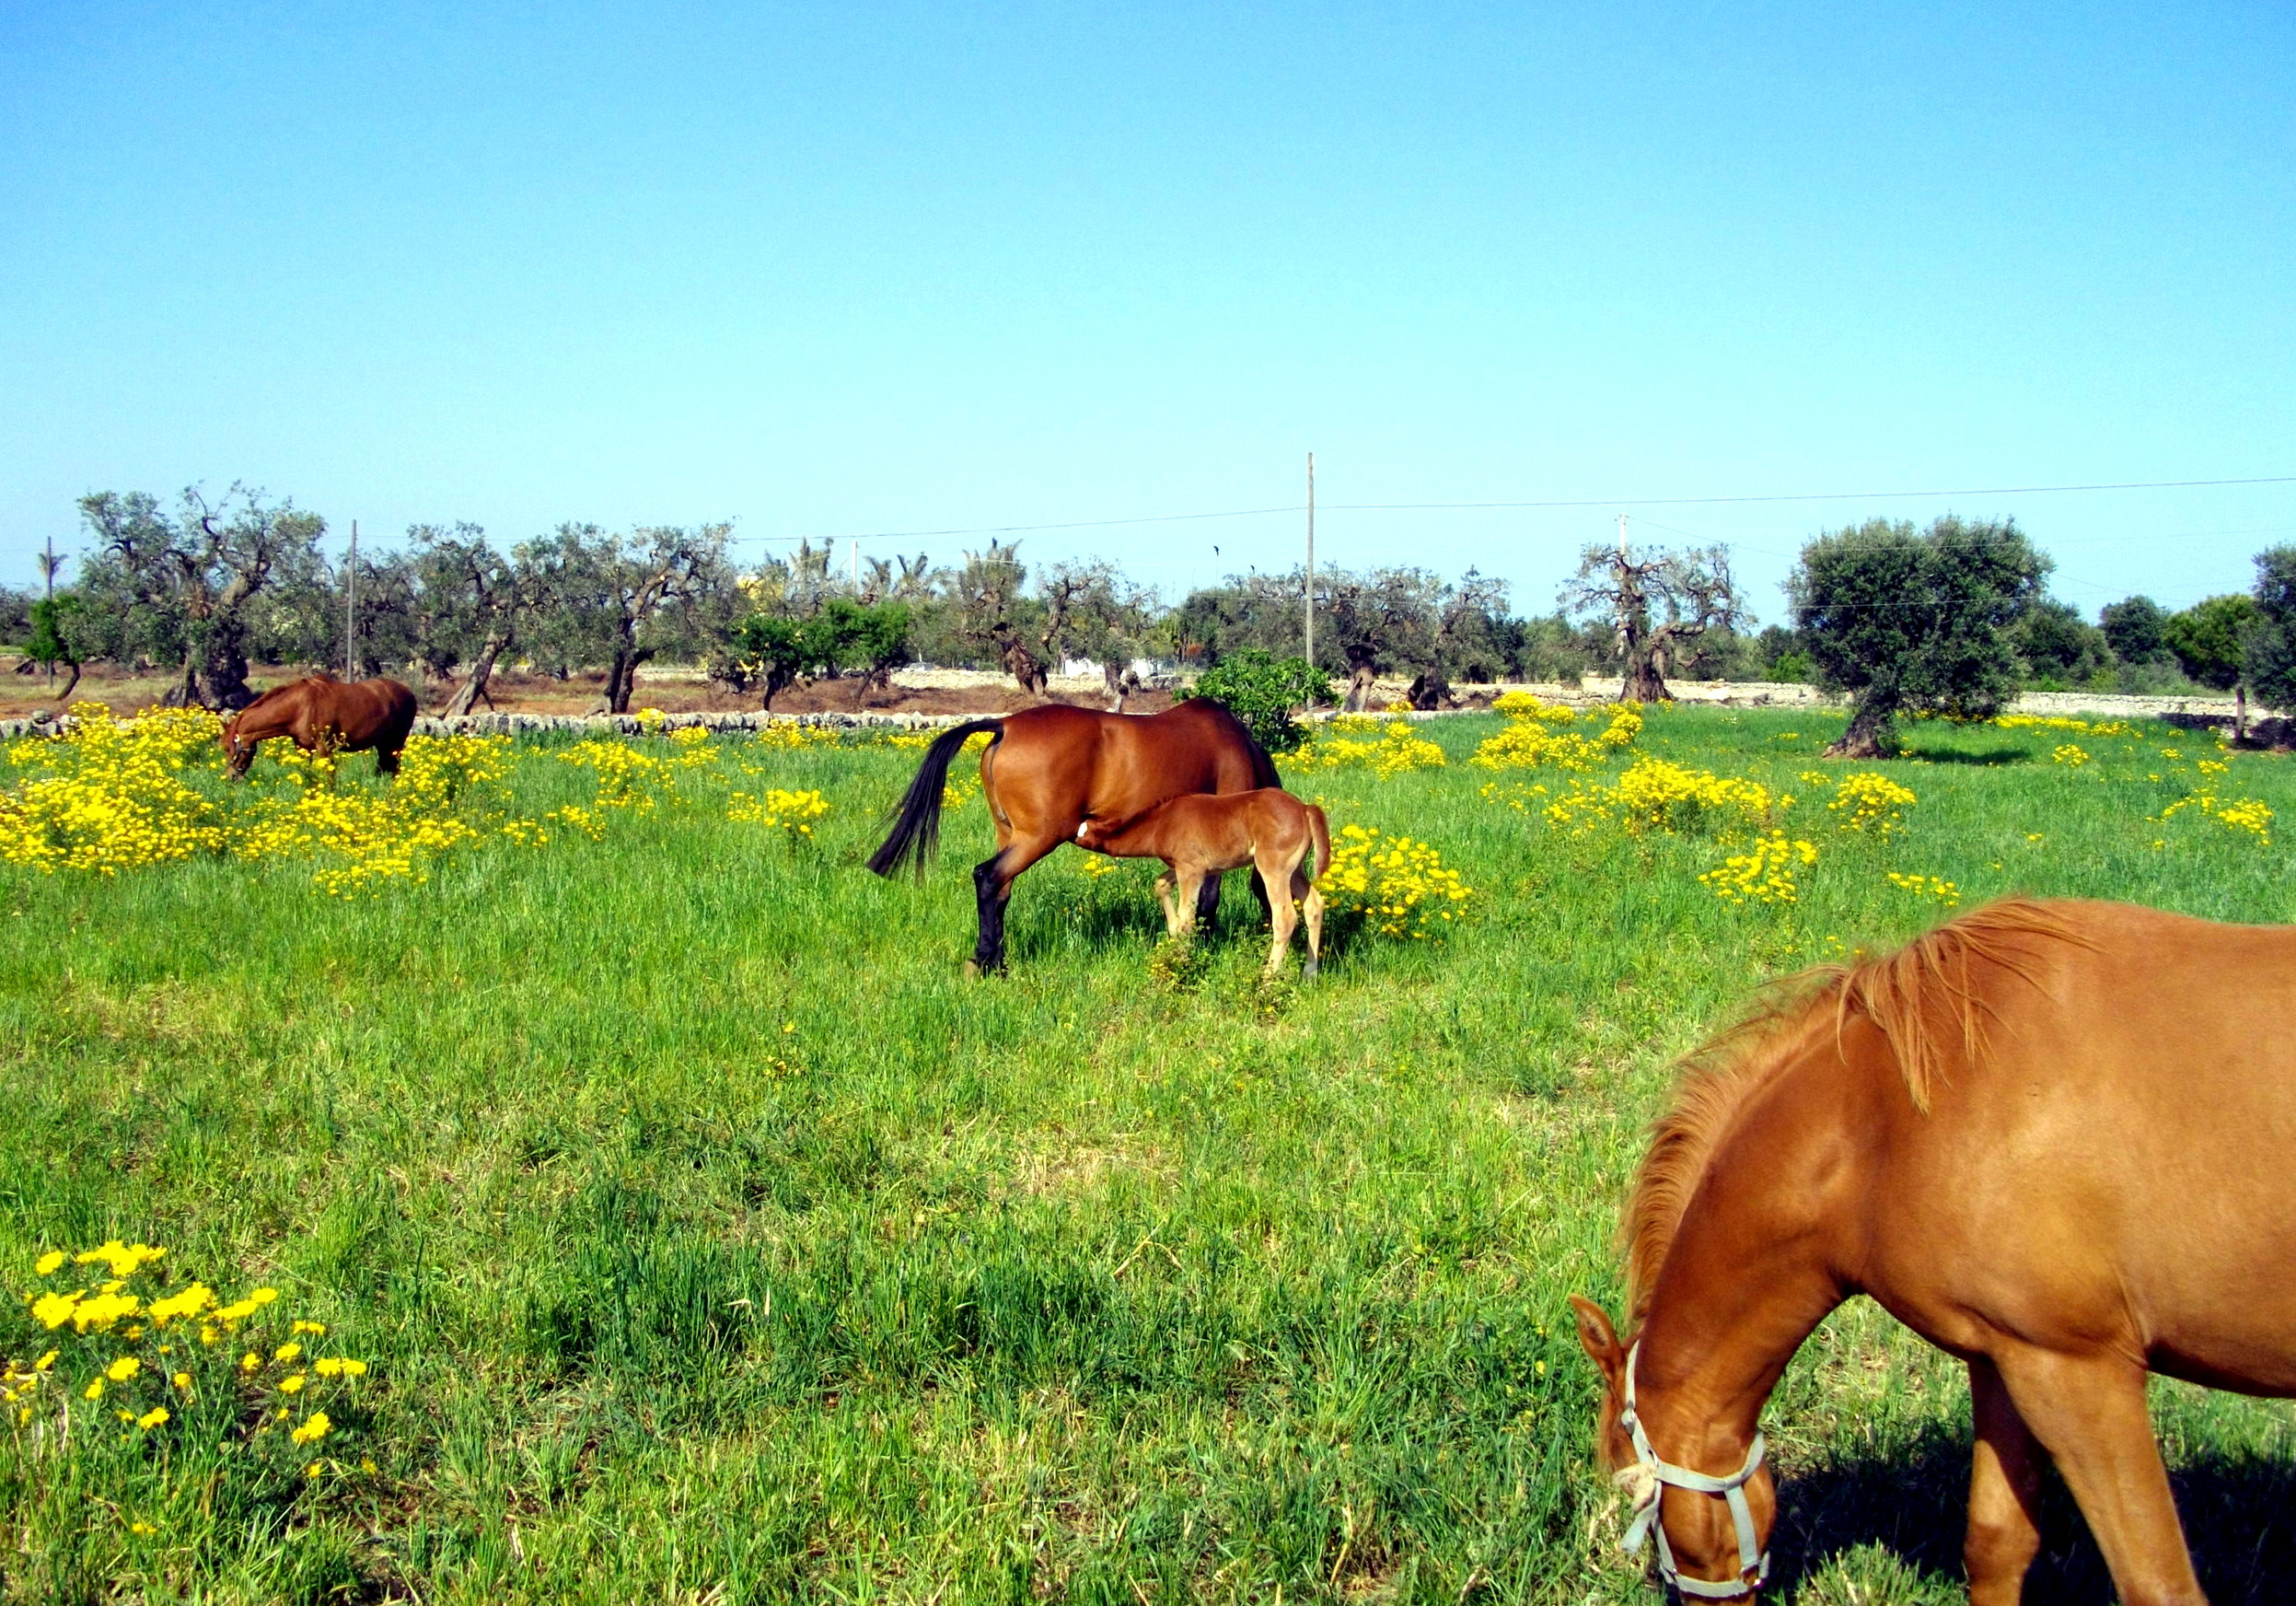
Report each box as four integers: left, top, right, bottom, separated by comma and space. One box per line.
868, 700, 1278, 974
1076, 786, 1329, 977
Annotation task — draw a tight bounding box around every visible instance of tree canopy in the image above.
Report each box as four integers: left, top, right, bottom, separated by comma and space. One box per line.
1787, 516, 2049, 757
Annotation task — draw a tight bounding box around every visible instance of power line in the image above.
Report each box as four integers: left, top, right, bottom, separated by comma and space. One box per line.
1329, 474, 2296, 513
727, 505, 1302, 545
724, 472, 2293, 549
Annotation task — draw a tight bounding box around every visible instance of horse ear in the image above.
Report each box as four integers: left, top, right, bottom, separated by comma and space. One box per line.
1569, 1295, 1626, 1386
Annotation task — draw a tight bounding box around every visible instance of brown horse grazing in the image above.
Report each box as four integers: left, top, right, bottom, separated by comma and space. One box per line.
221, 674, 419, 779
867, 700, 1279, 974
1075, 787, 1330, 977
1571, 898, 2296, 1605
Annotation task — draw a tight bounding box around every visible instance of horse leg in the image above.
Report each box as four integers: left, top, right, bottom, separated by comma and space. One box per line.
1256, 848, 1298, 975
376, 739, 403, 778
1171, 867, 1207, 939
1194, 868, 1222, 935
1154, 869, 1186, 937
1297, 875, 1324, 980
967, 832, 1062, 977
1965, 1357, 2045, 1606
1994, 1349, 2204, 1605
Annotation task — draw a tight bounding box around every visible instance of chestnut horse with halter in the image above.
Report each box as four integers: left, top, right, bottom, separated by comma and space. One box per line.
221, 674, 419, 779
867, 700, 1279, 974
1573, 898, 2296, 1604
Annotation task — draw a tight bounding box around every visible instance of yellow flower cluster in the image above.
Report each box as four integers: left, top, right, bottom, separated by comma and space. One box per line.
2155, 790, 2273, 845
1699, 833, 1818, 905
557, 735, 715, 813
1470, 699, 1641, 772
1291, 716, 1448, 779
0, 705, 230, 872
759, 721, 852, 751
727, 786, 830, 840
12, 1243, 362, 1463
1316, 823, 1471, 938
1824, 772, 1918, 836
1995, 714, 2136, 739
2051, 744, 2090, 767
238, 733, 516, 894
1544, 758, 1774, 837
1884, 871, 1962, 907
0, 710, 532, 892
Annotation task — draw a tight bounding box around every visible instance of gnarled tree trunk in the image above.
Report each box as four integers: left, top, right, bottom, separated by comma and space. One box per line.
444, 634, 509, 716
1407, 670, 1451, 711
1825, 697, 1895, 759
997, 630, 1047, 696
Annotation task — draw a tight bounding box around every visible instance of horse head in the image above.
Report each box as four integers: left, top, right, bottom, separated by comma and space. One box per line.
1571, 1296, 1777, 1600
219, 710, 255, 777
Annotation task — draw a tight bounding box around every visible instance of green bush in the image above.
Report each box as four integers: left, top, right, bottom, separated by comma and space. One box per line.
1189, 649, 1332, 753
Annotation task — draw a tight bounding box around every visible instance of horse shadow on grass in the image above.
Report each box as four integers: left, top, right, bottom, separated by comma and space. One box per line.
1771, 1425, 2296, 1601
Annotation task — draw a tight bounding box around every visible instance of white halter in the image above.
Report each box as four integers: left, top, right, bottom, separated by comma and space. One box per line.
1617, 1342, 1771, 1599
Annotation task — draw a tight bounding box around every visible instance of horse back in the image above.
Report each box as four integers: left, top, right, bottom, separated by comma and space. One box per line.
985, 699, 1270, 834
1826, 902, 2296, 1388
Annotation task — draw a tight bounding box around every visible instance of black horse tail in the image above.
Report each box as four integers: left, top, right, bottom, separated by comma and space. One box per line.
867, 718, 1004, 879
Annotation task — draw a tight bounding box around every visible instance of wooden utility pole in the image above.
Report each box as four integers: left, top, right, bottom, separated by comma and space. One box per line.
344, 520, 358, 679
1305, 452, 1316, 671
1615, 511, 1629, 656
41, 536, 55, 691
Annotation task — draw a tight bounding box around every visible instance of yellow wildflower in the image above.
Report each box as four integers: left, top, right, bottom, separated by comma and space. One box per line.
136, 1406, 169, 1430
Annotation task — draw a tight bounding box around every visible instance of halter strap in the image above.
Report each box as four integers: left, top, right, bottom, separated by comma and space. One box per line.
1617, 1341, 1771, 1599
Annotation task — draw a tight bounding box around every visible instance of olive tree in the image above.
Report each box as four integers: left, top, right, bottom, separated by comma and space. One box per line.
1788, 516, 2048, 758
1561, 543, 1745, 704
75, 485, 328, 709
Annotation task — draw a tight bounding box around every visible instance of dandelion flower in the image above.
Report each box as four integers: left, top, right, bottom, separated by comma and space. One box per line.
34, 1251, 64, 1276
83, 1379, 103, 1400
105, 1356, 140, 1382
280, 1374, 307, 1393
273, 1343, 301, 1363
135, 1406, 169, 1430
290, 1410, 331, 1447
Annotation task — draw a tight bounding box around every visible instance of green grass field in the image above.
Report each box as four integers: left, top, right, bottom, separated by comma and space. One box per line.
5, 704, 2294, 1603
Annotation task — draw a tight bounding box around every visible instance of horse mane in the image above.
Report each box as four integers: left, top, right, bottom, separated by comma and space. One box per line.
1620, 896, 2088, 1324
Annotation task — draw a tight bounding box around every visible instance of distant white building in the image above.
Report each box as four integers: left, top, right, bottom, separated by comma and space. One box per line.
1061, 657, 1164, 682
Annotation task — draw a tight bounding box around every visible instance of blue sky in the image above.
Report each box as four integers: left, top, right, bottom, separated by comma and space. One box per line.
3, 1, 2290, 627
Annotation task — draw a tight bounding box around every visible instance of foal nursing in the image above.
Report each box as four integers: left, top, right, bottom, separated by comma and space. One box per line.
1076, 787, 1329, 977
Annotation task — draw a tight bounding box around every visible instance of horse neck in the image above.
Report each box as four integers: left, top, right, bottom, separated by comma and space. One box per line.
231, 696, 299, 739
1091, 811, 1167, 857
1632, 1067, 1860, 1473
